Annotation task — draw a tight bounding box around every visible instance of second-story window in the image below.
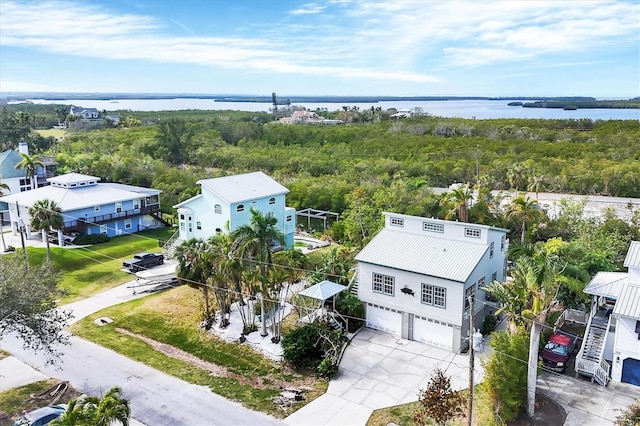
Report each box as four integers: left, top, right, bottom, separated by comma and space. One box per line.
237, 204, 245, 212
490, 242, 495, 258
372, 273, 394, 296
94, 205, 100, 212
390, 217, 404, 227
269, 197, 276, 205
214, 204, 222, 214
465, 228, 481, 238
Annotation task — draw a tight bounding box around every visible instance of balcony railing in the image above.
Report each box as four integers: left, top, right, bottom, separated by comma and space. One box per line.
62, 205, 160, 230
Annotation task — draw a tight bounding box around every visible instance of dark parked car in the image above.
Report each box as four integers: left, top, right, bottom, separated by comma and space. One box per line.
13, 404, 67, 426
122, 252, 164, 272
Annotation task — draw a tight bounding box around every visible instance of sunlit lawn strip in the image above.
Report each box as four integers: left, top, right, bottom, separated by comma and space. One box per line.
25, 228, 175, 304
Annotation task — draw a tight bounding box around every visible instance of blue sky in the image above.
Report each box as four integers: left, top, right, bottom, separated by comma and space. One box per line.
1, 0, 638, 97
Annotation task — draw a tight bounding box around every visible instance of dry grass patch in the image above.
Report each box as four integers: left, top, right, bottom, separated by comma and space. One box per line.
72, 285, 329, 417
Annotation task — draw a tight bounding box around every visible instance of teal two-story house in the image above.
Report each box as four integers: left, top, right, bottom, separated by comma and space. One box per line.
174, 171, 295, 249
0, 172, 164, 245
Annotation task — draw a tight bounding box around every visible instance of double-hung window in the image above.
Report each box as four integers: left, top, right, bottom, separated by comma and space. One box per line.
422, 284, 446, 308
372, 273, 394, 296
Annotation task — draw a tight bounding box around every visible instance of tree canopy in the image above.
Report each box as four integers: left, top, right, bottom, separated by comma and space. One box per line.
0, 255, 72, 359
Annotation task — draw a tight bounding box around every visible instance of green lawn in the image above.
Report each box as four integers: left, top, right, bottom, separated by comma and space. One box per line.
26, 228, 176, 303
71, 285, 328, 417
35, 128, 66, 139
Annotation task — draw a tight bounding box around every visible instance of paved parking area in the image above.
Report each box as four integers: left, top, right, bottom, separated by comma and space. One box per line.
284, 328, 482, 425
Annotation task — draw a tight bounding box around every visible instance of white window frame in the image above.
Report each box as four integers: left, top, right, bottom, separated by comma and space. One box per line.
269, 197, 276, 205
94, 205, 100, 212
124, 219, 132, 229
465, 227, 481, 238
423, 222, 444, 233
214, 204, 222, 214
422, 284, 447, 308
372, 273, 394, 296
115, 202, 122, 213
236, 204, 245, 212
490, 241, 495, 258
133, 199, 140, 210
100, 224, 107, 234
390, 217, 404, 227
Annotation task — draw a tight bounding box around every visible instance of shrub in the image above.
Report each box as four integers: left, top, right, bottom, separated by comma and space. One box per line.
481, 314, 498, 336
615, 398, 640, 426
281, 324, 324, 369
317, 358, 338, 379
73, 234, 110, 245
478, 328, 529, 423
413, 368, 464, 426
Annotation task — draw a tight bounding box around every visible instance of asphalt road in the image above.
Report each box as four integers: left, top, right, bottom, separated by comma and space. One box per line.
1, 333, 282, 426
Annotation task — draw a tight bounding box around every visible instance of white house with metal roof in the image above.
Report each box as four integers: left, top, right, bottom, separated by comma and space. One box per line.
578, 241, 640, 387
173, 171, 296, 248
354, 212, 509, 352
0, 172, 164, 245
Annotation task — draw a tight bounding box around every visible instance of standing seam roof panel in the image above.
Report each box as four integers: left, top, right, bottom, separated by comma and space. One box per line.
355, 228, 488, 282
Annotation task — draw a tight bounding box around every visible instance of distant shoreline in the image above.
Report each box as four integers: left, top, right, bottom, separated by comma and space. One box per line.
1, 93, 638, 106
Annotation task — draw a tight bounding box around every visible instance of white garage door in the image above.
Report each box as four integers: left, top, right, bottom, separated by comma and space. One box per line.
412, 316, 454, 350
366, 304, 402, 336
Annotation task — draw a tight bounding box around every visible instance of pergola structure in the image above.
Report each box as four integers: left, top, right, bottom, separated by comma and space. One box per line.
295, 208, 339, 231
298, 280, 348, 328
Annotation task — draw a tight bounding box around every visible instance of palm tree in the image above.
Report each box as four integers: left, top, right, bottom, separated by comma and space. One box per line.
28, 198, 63, 260
207, 233, 239, 328
507, 163, 528, 193
507, 195, 545, 243
15, 152, 44, 190
231, 208, 285, 337
174, 238, 214, 325
51, 386, 130, 426
527, 173, 546, 200
440, 184, 473, 223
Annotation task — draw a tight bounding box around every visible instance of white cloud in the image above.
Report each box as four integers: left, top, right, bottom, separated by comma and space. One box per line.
289, 3, 326, 15
0, 0, 637, 89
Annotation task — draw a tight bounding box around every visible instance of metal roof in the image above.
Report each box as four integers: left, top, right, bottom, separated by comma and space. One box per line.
583, 272, 628, 297
0, 176, 161, 212
0, 150, 27, 179
613, 284, 640, 320
197, 171, 288, 204
624, 241, 640, 269
299, 280, 347, 301
355, 228, 488, 282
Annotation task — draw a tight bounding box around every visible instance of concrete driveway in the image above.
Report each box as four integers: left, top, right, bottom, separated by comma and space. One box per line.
284, 328, 481, 426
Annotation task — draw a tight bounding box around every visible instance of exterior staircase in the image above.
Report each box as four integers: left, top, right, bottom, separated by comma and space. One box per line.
575, 308, 612, 386
347, 268, 359, 296
162, 230, 182, 260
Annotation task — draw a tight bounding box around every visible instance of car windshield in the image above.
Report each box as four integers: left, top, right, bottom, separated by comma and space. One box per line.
544, 342, 567, 355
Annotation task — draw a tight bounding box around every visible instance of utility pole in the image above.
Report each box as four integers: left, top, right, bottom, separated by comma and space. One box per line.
467, 295, 474, 426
